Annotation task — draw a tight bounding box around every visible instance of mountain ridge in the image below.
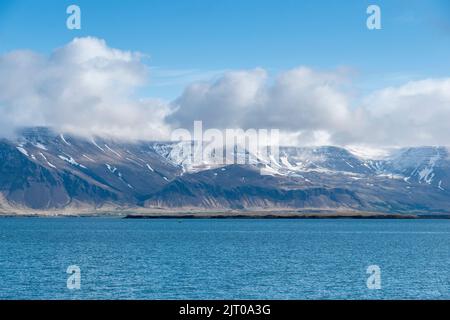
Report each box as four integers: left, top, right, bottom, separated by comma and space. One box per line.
1, 128, 449, 215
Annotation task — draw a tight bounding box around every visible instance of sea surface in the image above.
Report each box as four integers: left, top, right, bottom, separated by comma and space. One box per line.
0, 218, 448, 299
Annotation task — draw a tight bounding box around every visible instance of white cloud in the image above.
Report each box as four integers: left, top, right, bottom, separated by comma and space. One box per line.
0, 37, 171, 140
244, 67, 353, 131
169, 68, 450, 147
168, 68, 268, 129
1, 37, 450, 147
356, 78, 450, 146
168, 66, 355, 145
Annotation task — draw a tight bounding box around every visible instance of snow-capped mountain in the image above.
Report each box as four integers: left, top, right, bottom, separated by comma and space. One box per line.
384, 147, 450, 188
1, 127, 449, 214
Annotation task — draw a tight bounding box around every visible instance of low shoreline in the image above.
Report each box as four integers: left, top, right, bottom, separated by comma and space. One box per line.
1, 206, 450, 219
123, 213, 450, 219
2, 212, 450, 219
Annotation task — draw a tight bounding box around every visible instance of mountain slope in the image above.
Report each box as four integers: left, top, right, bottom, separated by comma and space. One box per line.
1, 128, 449, 214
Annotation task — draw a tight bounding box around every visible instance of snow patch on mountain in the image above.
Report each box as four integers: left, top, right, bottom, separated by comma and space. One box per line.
58, 155, 87, 169
16, 146, 29, 157
60, 134, 71, 146
105, 164, 117, 173
346, 145, 392, 160
83, 154, 95, 162
104, 144, 121, 157
39, 153, 56, 168
33, 142, 48, 150
91, 139, 105, 152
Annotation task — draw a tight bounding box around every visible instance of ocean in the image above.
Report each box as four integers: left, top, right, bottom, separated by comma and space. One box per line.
0, 218, 448, 299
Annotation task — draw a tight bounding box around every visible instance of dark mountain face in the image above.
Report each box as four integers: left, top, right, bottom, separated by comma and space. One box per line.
0, 128, 181, 210
145, 165, 366, 210
1, 128, 449, 214
0, 140, 118, 209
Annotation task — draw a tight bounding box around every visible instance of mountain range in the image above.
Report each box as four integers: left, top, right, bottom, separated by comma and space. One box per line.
1, 127, 449, 215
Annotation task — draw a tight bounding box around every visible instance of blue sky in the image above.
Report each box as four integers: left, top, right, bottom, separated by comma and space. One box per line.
1, 0, 450, 99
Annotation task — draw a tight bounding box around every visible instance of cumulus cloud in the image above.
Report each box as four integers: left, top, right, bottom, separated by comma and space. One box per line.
167, 68, 268, 129
355, 78, 450, 146
0, 37, 172, 140
169, 68, 450, 147
168, 67, 355, 145
1, 36, 450, 147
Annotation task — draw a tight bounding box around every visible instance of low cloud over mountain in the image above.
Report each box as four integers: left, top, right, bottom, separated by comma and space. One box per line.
0, 37, 171, 140
1, 37, 450, 147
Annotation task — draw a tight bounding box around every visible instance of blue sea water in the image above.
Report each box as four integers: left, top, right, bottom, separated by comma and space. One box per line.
0, 218, 448, 300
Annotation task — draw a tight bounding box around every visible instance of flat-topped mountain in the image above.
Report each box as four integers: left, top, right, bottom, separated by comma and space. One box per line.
1, 128, 449, 214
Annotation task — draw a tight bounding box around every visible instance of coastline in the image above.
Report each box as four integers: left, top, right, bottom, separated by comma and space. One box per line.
123, 213, 450, 219
1, 209, 450, 219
